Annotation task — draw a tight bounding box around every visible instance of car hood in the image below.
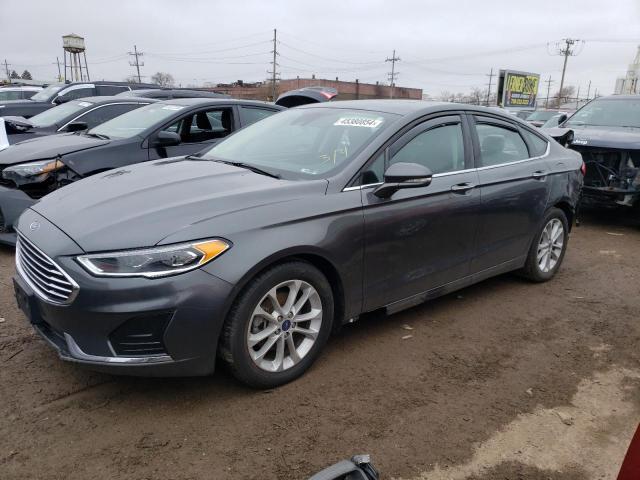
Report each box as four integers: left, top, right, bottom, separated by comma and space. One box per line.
548, 125, 640, 149
0, 133, 109, 166
31, 157, 329, 252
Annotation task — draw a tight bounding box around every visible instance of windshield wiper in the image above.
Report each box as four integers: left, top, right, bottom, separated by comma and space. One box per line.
193, 157, 281, 179
84, 132, 110, 140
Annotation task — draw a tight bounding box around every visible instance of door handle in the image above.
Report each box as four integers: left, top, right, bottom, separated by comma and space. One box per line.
532, 170, 548, 179
451, 182, 476, 193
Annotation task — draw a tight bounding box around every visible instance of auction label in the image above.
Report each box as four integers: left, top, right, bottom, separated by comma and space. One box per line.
334, 117, 383, 128
161, 105, 185, 111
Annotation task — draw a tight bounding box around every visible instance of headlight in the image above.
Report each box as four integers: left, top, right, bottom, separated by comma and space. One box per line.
2, 158, 65, 185
76, 239, 230, 278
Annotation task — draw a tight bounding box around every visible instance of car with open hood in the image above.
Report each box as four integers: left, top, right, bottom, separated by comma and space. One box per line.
0, 98, 284, 244
12, 100, 583, 387
543, 95, 640, 210
0, 96, 156, 147
0, 81, 158, 118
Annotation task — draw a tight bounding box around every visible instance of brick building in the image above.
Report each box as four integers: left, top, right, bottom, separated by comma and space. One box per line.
211, 76, 423, 101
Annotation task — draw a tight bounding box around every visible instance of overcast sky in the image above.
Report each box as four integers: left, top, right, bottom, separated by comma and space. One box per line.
1, 0, 638, 97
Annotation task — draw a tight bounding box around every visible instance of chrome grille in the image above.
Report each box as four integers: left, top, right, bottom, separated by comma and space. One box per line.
16, 234, 78, 305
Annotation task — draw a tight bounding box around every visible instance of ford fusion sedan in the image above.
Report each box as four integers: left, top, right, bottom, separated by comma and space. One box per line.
13, 100, 583, 388
1, 96, 156, 147
0, 98, 283, 244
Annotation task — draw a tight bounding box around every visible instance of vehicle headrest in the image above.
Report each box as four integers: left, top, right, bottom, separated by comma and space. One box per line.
196, 112, 212, 130
482, 135, 505, 154
221, 109, 232, 131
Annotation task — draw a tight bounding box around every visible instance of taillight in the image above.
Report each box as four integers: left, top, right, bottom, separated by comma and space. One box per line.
580, 162, 586, 176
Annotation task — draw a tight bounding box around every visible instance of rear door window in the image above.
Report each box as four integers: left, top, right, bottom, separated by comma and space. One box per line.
474, 121, 529, 167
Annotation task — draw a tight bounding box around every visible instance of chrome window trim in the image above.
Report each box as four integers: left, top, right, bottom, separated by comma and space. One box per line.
15, 233, 79, 306
475, 140, 550, 171
57, 102, 148, 131
341, 132, 550, 192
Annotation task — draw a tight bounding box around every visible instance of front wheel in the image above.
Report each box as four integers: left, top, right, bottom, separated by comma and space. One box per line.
220, 261, 334, 388
520, 208, 569, 282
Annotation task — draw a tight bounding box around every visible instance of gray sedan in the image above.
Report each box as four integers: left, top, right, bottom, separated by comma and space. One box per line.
12, 100, 583, 388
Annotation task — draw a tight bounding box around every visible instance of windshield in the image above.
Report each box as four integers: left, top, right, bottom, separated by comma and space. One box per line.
30, 84, 64, 102
201, 108, 397, 177
28, 100, 93, 128
88, 103, 185, 139
565, 98, 640, 128
526, 110, 557, 121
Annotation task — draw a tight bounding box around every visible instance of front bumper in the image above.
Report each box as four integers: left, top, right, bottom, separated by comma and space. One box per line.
13, 214, 236, 377
581, 185, 640, 208
0, 184, 37, 246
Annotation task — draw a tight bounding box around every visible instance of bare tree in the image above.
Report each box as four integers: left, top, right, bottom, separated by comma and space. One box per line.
151, 72, 175, 87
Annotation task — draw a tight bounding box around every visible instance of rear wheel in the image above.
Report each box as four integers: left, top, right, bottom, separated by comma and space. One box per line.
220, 261, 334, 388
521, 208, 569, 282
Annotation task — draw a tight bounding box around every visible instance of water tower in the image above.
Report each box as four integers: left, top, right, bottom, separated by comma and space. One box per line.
62, 34, 90, 82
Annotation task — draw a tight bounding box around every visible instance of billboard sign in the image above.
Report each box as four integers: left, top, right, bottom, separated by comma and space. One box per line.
497, 70, 540, 108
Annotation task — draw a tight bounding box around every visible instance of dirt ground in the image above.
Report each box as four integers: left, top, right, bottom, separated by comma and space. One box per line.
0, 210, 639, 480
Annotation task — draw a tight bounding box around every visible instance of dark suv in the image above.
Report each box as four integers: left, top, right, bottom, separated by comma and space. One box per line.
0, 81, 158, 118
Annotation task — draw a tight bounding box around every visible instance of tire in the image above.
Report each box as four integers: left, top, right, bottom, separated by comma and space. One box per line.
220, 261, 334, 389
520, 207, 569, 282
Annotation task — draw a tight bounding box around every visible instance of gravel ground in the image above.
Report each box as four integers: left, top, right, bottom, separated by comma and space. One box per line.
0, 210, 638, 480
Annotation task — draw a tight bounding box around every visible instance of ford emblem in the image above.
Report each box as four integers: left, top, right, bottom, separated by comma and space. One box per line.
29, 221, 40, 231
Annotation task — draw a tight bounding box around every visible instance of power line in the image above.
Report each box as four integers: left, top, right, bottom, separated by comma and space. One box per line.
128, 45, 144, 83
279, 41, 382, 66
386, 50, 400, 98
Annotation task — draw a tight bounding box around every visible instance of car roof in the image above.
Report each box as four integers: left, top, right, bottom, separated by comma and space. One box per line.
296, 99, 522, 120
76, 95, 158, 104
159, 97, 281, 108
595, 94, 640, 101
0, 86, 42, 91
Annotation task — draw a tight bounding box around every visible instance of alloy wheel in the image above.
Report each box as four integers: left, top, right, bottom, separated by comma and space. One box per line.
537, 218, 564, 273
246, 280, 323, 372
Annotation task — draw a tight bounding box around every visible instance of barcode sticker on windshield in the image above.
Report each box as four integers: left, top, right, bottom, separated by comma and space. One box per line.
161, 105, 184, 111
334, 117, 383, 128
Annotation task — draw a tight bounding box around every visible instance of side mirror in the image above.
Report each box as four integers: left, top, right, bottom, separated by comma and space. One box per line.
373, 162, 433, 199
53, 96, 70, 105
308, 455, 378, 480
64, 121, 88, 132
151, 131, 181, 148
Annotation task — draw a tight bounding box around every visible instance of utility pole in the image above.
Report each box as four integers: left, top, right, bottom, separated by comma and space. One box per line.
54, 57, 62, 82
544, 76, 553, 109
575, 85, 580, 109
3, 59, 10, 82
128, 45, 144, 83
268, 29, 279, 101
485, 68, 494, 106
586, 80, 591, 101
385, 49, 400, 99
552, 38, 583, 106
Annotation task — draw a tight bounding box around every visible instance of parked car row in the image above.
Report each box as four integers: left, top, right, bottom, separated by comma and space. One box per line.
8, 97, 584, 387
